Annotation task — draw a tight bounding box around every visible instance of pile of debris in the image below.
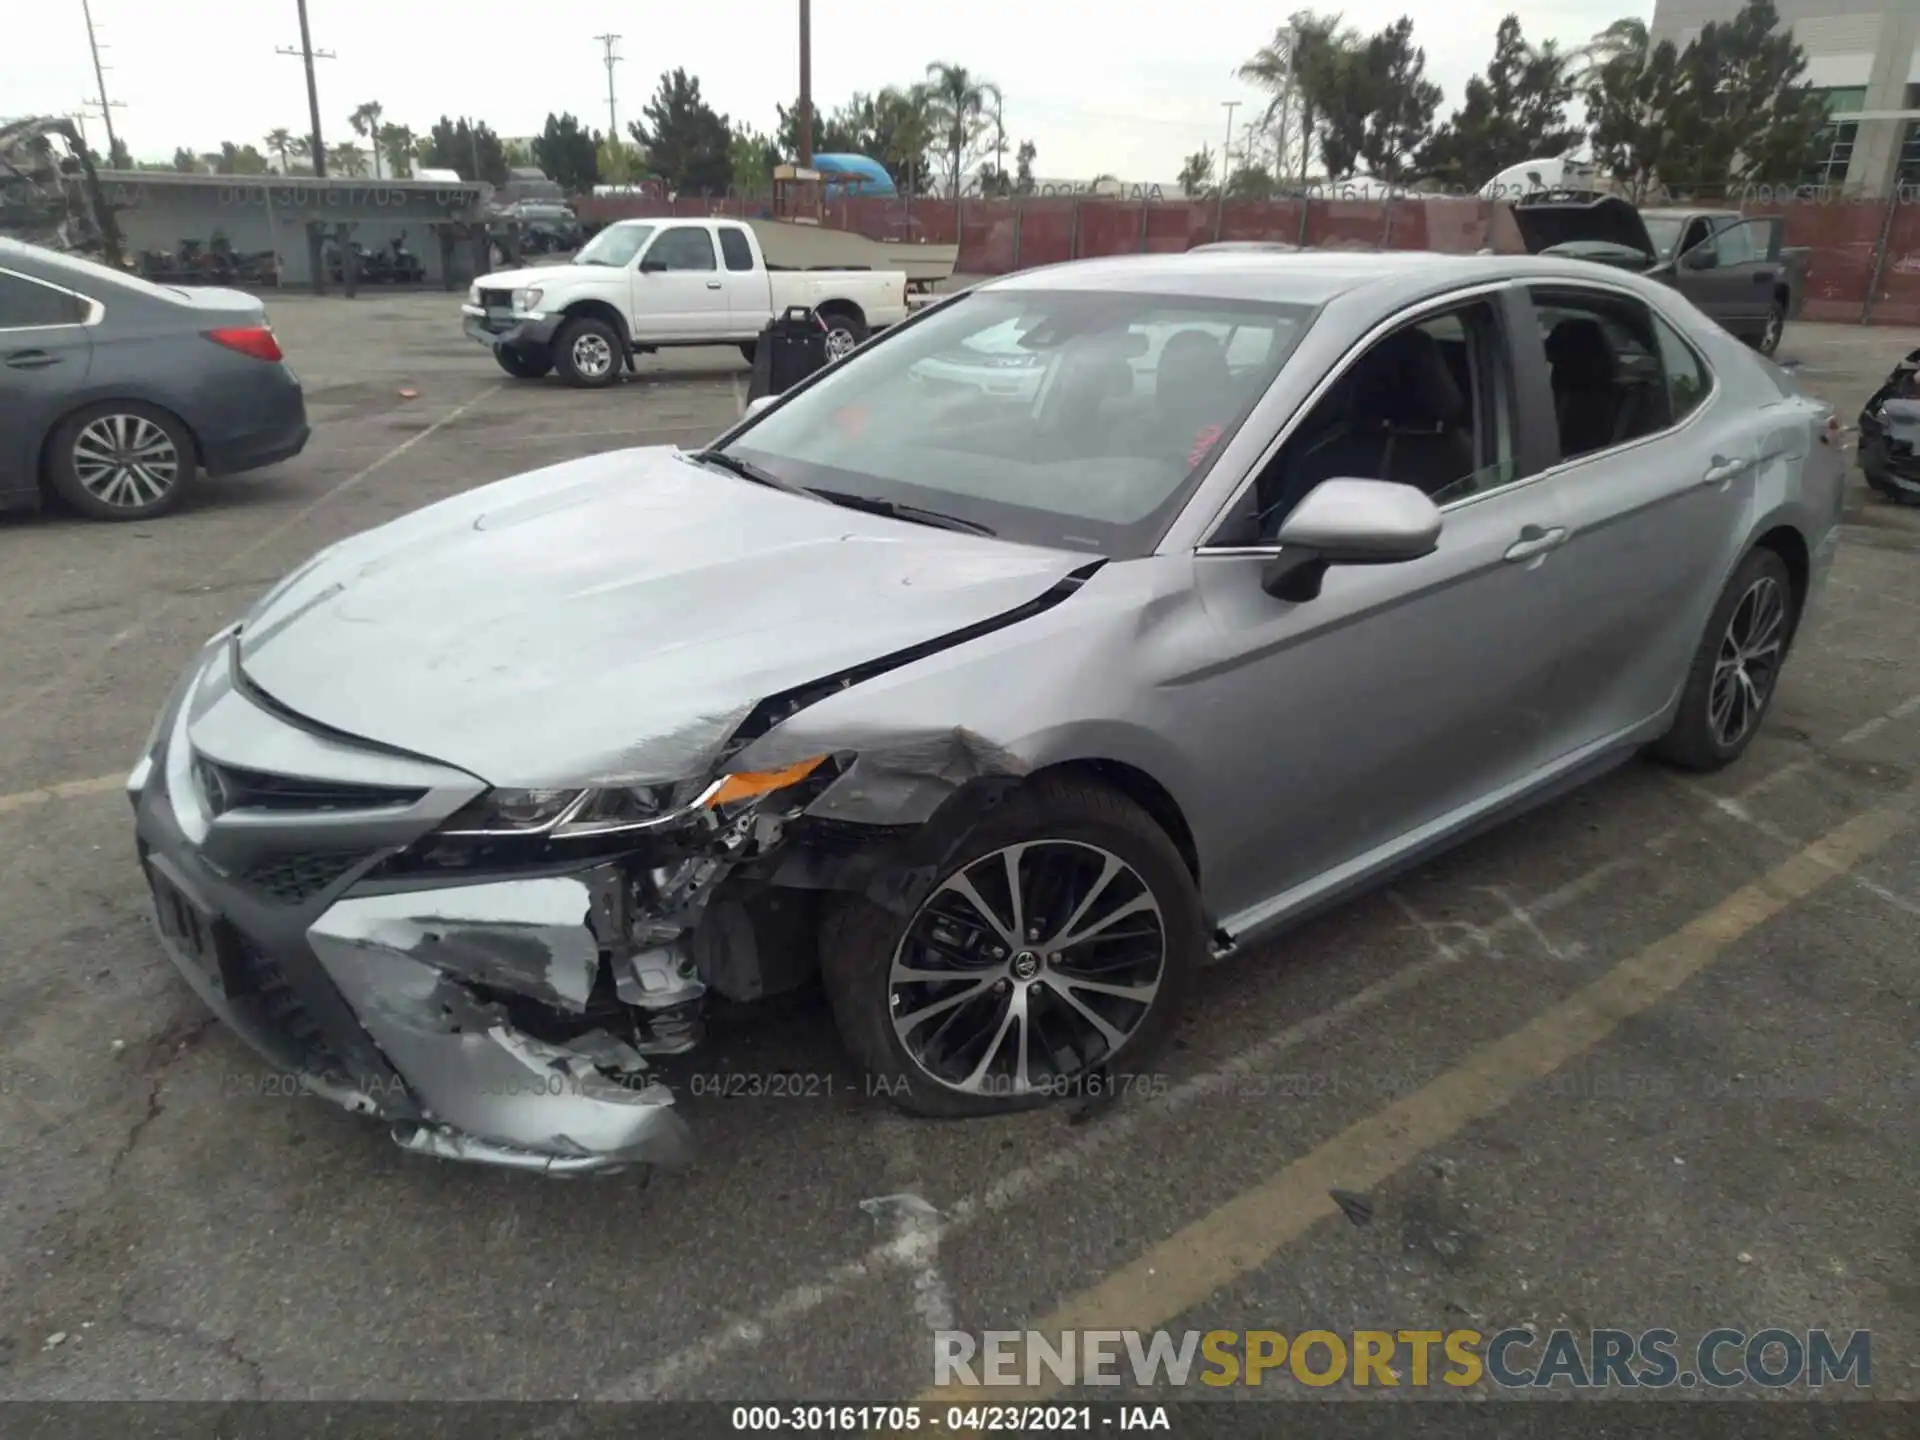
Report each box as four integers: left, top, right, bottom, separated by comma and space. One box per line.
0, 115, 120, 261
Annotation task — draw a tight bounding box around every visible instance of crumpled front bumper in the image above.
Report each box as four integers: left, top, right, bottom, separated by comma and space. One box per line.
129, 638, 698, 1176
461, 304, 563, 351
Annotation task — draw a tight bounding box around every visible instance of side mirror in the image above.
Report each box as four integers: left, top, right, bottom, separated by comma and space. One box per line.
744, 394, 777, 418
1683, 247, 1717, 271
638, 258, 667, 273
1260, 478, 1442, 602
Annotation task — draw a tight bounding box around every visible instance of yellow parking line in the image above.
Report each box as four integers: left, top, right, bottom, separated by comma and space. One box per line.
0, 772, 123, 815
918, 782, 1917, 1409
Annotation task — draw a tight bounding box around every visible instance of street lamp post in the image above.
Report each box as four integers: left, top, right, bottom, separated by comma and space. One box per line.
1216, 100, 1240, 239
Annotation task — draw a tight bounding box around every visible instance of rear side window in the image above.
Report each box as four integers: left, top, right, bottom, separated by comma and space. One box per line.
717, 228, 754, 271
647, 227, 716, 272
1530, 287, 1677, 461
1652, 314, 1711, 421
0, 271, 87, 329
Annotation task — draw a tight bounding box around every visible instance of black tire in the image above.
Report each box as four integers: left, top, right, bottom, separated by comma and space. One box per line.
1753, 301, 1786, 357
493, 344, 553, 380
554, 316, 623, 389
820, 775, 1202, 1119
817, 305, 869, 363
739, 342, 757, 364
45, 402, 195, 522
1649, 547, 1798, 772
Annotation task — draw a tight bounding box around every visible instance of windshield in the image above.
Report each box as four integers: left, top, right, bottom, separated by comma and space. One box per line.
575, 224, 654, 267
1642, 216, 1684, 257
720, 287, 1317, 556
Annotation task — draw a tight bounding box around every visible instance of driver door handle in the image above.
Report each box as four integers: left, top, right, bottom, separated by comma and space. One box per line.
706, 280, 722, 289
1504, 525, 1567, 562
4, 349, 59, 370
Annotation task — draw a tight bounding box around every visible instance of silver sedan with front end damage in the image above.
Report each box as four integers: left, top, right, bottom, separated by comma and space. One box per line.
129, 249, 1845, 1175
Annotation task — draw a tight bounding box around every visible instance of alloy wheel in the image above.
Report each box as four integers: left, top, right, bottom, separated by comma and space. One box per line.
571, 332, 615, 378
888, 840, 1167, 1097
1762, 308, 1783, 354
825, 326, 859, 361
1709, 575, 1786, 748
71, 414, 180, 509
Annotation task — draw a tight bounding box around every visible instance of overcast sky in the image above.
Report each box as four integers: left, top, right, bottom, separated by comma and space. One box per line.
8, 0, 1652, 180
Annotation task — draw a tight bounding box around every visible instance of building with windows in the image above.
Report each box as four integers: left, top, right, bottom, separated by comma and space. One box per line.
1649, 0, 1920, 191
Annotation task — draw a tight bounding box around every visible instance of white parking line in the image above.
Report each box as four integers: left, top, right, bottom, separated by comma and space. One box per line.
0, 383, 503, 732
588, 698, 1920, 1401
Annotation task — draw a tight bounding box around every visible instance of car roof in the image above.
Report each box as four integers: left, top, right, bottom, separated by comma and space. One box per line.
1639, 208, 1733, 219
973, 249, 1654, 308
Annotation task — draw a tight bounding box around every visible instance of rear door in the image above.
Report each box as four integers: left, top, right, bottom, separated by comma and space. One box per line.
0, 266, 95, 502
715, 224, 771, 338
1522, 284, 1757, 750
632, 224, 729, 339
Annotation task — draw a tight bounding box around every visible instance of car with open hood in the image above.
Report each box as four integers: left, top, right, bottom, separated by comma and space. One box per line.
1511, 194, 1808, 356
131, 248, 1844, 1176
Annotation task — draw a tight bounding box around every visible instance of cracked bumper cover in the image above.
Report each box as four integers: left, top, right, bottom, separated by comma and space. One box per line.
462, 305, 563, 350
130, 641, 701, 1175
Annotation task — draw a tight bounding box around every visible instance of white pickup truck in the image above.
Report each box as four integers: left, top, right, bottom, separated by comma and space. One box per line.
461, 217, 911, 388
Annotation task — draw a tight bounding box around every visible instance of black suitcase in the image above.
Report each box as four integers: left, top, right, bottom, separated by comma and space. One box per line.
748, 306, 831, 400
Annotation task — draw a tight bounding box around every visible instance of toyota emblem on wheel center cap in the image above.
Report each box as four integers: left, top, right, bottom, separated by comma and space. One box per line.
1010, 949, 1042, 980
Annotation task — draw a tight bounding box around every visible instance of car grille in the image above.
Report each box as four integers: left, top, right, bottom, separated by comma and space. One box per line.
239, 851, 373, 905
193, 757, 424, 818
478, 287, 512, 309
226, 933, 347, 1079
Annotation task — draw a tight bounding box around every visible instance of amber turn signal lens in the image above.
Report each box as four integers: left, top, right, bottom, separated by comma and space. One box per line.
705, 755, 828, 808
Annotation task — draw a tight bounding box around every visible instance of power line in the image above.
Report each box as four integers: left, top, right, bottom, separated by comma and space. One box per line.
77, 0, 125, 159
275, 0, 336, 178
595, 33, 622, 139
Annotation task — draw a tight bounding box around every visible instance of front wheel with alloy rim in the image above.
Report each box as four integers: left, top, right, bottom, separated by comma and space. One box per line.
554, 316, 623, 388
46, 402, 195, 521
820, 777, 1201, 1118
1754, 301, 1786, 357
1650, 547, 1798, 771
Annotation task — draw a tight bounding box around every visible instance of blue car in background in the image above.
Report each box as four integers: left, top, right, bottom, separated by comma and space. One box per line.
812, 154, 898, 199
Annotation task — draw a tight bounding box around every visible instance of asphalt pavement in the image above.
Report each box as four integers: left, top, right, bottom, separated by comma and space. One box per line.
0, 292, 1915, 1404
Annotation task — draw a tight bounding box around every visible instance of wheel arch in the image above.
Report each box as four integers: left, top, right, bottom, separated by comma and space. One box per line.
1751, 522, 1810, 627
815, 297, 868, 330
559, 298, 631, 350
1027, 757, 1201, 884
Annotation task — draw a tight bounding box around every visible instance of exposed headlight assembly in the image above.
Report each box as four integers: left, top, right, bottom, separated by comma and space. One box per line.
436, 756, 831, 840
511, 286, 544, 312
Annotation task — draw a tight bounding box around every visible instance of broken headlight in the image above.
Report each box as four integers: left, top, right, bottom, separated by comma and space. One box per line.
436, 757, 831, 840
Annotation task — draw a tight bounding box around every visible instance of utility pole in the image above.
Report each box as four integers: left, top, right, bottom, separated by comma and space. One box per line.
797, 0, 814, 166
276, 0, 336, 178
78, 0, 125, 162
595, 33, 622, 139
1216, 100, 1240, 237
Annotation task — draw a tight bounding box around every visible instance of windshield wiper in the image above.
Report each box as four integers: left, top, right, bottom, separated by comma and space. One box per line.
692, 449, 807, 494
801, 487, 996, 536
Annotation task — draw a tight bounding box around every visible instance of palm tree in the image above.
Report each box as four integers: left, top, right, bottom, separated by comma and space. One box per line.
1239, 11, 1356, 183
287, 134, 313, 174
348, 101, 385, 179
1569, 17, 1649, 88
328, 141, 369, 178
377, 123, 414, 179
923, 61, 994, 199
264, 127, 293, 173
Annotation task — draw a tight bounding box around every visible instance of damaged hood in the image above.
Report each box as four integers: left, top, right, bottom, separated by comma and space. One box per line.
235, 447, 1089, 787
1511, 195, 1657, 263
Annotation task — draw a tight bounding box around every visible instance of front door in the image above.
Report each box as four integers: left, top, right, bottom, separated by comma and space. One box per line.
1178, 291, 1573, 925
1672, 220, 1767, 330
631, 224, 730, 340
0, 267, 95, 501
1521, 284, 1757, 748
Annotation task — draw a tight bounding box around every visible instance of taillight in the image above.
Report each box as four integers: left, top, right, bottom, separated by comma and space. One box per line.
204, 326, 283, 362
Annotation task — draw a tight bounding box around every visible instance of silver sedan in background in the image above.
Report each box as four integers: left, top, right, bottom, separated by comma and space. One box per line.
128, 249, 1844, 1175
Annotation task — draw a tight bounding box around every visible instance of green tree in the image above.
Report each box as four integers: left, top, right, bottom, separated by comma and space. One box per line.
1243, 12, 1356, 181
777, 95, 869, 157
1178, 146, 1215, 196
730, 122, 781, 192
597, 135, 643, 185
171, 147, 201, 173
348, 101, 385, 178
377, 124, 414, 179
923, 62, 995, 197
1663, 0, 1827, 190
329, 141, 369, 177
106, 136, 132, 170
205, 141, 269, 175
420, 116, 508, 186
534, 112, 601, 194
628, 69, 732, 194
1227, 162, 1279, 199
1586, 37, 1683, 199
1419, 15, 1582, 188
1570, 16, 1649, 88
287, 134, 314, 174
1357, 18, 1442, 182
264, 127, 293, 172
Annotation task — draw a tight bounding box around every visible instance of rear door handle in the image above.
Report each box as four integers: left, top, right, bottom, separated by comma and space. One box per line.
706, 280, 723, 289
1504, 525, 1567, 562
4, 350, 58, 369
1702, 454, 1754, 486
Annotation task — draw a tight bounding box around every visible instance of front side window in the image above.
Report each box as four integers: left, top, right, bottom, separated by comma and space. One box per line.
1531, 287, 1677, 461
574, 224, 655, 267
720, 288, 1318, 556
645, 227, 717, 272
0, 271, 87, 329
